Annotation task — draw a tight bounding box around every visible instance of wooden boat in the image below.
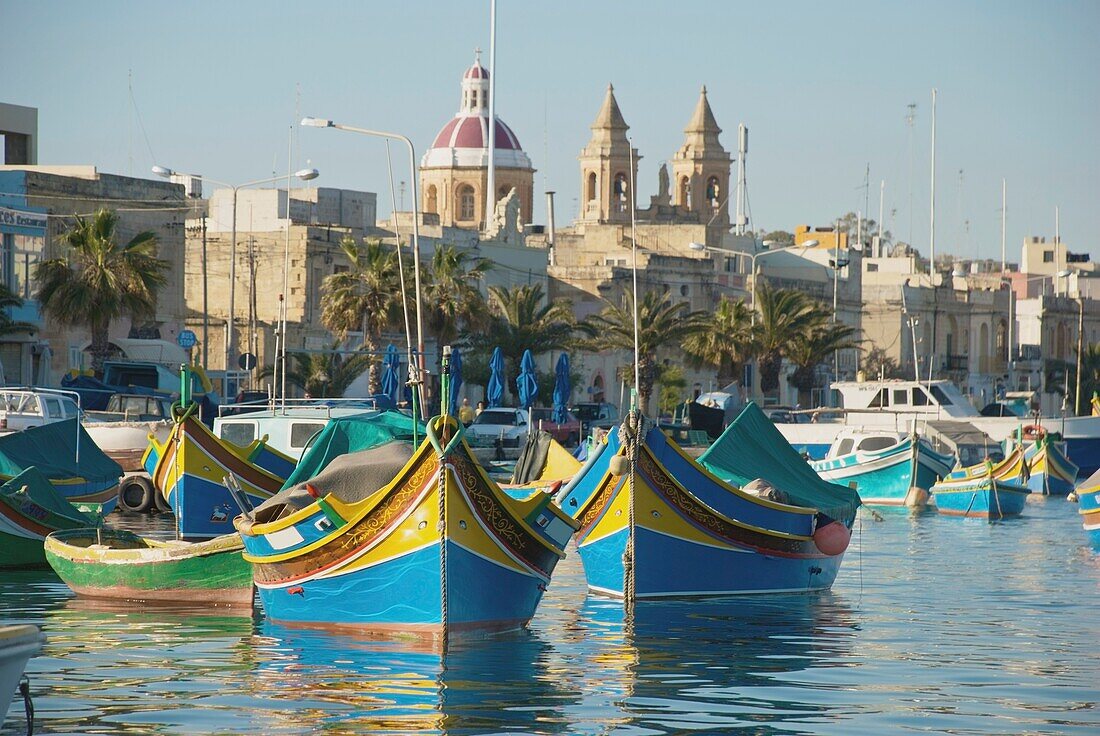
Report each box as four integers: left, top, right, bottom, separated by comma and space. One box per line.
43, 528, 253, 606
0, 624, 45, 720
810, 429, 954, 506
1076, 468, 1100, 550
235, 416, 577, 637
557, 404, 861, 599
1003, 428, 1080, 496
0, 419, 123, 513
143, 405, 293, 539
0, 467, 97, 568
930, 450, 1030, 519
501, 429, 583, 498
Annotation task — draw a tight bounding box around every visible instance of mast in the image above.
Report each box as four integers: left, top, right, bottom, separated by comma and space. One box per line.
485, 0, 497, 227
1000, 178, 1007, 272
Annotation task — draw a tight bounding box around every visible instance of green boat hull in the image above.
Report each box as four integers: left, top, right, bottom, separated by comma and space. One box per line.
0, 468, 97, 569
44, 528, 254, 607
0, 532, 56, 568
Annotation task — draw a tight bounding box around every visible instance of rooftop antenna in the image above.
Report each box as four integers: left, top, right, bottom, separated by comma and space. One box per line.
735, 124, 748, 236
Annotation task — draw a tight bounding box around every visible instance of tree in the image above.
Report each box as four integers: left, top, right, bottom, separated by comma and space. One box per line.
35, 208, 168, 373
463, 283, 576, 402
656, 363, 688, 417
582, 290, 708, 415
682, 295, 753, 390
752, 283, 832, 396
861, 346, 905, 380
1070, 342, 1100, 415
265, 346, 372, 398
422, 244, 491, 358
758, 230, 795, 249
836, 211, 892, 252
320, 237, 399, 394
0, 285, 36, 337
787, 323, 859, 403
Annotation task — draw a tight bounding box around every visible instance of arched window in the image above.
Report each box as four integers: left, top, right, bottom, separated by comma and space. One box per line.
679, 176, 691, 208
457, 184, 476, 221
426, 185, 438, 214
979, 323, 990, 361
706, 176, 720, 206
996, 320, 1008, 361
586, 172, 597, 202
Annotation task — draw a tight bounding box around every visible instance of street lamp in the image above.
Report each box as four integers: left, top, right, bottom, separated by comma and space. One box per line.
300, 116, 426, 416
1055, 269, 1084, 415
153, 165, 319, 384
689, 239, 818, 325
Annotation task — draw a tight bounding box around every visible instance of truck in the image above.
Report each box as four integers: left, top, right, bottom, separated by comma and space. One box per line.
570, 401, 619, 439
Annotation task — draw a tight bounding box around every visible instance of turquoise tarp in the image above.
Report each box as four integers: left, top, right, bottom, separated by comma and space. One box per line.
0, 419, 123, 483
698, 402, 861, 523
281, 410, 423, 491
0, 466, 94, 522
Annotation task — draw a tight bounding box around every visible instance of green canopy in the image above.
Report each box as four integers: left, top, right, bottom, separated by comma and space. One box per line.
698, 402, 861, 523
281, 410, 423, 491
0, 419, 122, 483
0, 466, 95, 523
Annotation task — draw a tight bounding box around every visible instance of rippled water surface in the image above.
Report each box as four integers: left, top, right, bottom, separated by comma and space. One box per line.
3, 498, 1099, 735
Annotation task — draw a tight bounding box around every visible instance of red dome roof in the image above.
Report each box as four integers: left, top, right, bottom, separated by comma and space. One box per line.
430, 115, 521, 151
464, 63, 489, 80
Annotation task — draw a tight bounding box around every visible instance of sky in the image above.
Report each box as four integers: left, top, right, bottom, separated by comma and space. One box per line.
3, 0, 1098, 264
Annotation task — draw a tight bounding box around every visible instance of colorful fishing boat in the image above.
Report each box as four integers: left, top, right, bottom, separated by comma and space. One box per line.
556, 403, 861, 599
1076, 468, 1100, 550
1002, 427, 1080, 496
0, 467, 97, 568
44, 528, 253, 606
0, 624, 45, 720
0, 419, 123, 513
810, 429, 955, 506
502, 429, 583, 498
930, 449, 1030, 519
235, 416, 577, 637
144, 404, 293, 539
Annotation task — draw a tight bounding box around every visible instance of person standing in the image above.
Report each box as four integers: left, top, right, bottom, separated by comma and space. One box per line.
458, 397, 476, 425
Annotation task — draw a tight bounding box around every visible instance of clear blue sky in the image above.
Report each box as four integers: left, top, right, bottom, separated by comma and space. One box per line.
3, 0, 1097, 263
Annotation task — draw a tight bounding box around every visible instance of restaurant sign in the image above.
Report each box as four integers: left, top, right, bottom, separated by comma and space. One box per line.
0, 206, 48, 230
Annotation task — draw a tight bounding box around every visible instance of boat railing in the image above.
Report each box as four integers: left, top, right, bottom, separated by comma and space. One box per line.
0, 386, 84, 462
217, 396, 382, 419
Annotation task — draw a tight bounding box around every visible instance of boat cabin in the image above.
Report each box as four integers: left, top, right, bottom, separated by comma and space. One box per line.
213, 402, 383, 459
0, 388, 81, 432
834, 380, 980, 419
824, 428, 905, 460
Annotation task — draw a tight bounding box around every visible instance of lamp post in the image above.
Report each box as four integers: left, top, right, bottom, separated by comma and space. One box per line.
688, 239, 818, 325
152, 165, 319, 383
300, 117, 426, 416
1054, 269, 1083, 415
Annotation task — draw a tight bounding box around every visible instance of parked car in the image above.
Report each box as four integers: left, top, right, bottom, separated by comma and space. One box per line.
763, 406, 811, 424
465, 408, 530, 448
529, 407, 582, 447
571, 401, 619, 438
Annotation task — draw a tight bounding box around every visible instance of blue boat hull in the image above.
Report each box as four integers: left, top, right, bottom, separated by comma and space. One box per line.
813, 440, 952, 505
1025, 471, 1076, 497
933, 481, 1029, 519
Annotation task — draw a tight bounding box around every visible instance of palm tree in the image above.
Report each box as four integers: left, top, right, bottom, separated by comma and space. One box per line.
463, 283, 575, 402
1070, 342, 1100, 414
262, 345, 372, 398
682, 295, 753, 390
787, 323, 859, 404
752, 283, 830, 396
422, 244, 491, 356
35, 208, 168, 373
320, 237, 399, 394
0, 284, 36, 337
582, 290, 709, 415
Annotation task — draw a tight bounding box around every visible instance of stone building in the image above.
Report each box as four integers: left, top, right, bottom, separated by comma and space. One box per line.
419, 52, 535, 230
0, 165, 188, 383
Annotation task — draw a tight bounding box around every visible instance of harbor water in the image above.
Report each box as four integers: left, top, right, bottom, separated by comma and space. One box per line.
2, 497, 1098, 735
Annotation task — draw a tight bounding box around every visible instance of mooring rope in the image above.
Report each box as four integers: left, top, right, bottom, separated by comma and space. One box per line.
622, 410, 642, 608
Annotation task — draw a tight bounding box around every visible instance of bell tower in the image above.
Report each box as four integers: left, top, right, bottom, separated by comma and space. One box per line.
670, 86, 731, 228
577, 84, 639, 224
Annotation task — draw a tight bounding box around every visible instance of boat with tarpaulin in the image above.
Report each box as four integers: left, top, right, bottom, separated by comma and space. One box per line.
235, 414, 577, 637
44, 527, 253, 606
501, 429, 583, 498
0, 419, 122, 513
0, 467, 97, 568
556, 403, 861, 599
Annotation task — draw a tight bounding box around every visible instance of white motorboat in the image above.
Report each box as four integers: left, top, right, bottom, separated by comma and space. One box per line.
0, 624, 45, 719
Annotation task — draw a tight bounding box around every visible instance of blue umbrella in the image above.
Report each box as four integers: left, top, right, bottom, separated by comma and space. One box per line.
552, 353, 571, 424
448, 348, 463, 415
517, 349, 539, 411
487, 347, 505, 408
381, 344, 401, 401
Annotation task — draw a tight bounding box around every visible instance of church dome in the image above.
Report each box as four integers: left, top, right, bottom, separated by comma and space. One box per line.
421, 52, 532, 170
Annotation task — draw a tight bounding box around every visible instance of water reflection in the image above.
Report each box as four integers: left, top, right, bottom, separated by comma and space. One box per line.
562, 594, 858, 735
248, 623, 575, 735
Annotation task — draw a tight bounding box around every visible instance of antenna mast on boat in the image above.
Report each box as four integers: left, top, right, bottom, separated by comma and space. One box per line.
927, 88, 937, 386
385, 142, 419, 444
628, 139, 641, 413
485, 0, 497, 226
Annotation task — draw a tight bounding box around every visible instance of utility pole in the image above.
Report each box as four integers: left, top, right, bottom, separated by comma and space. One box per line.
1000, 178, 1007, 272
201, 214, 209, 368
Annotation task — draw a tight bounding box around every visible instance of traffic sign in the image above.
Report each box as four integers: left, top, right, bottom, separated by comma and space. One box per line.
177, 329, 197, 349
238, 352, 257, 370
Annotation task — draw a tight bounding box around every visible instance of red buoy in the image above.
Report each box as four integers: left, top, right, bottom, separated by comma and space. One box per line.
813, 521, 851, 556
